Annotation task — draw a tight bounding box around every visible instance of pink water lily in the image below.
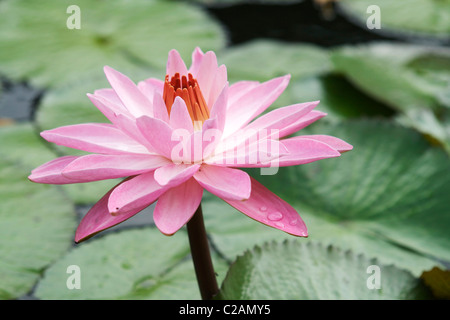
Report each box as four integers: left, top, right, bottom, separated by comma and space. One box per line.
29, 48, 352, 242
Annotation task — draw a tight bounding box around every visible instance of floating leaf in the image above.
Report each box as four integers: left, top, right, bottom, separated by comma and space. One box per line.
397, 108, 450, 155
332, 42, 450, 112
35, 227, 229, 300
0, 159, 76, 299
220, 39, 331, 82
216, 241, 433, 299
0, 123, 57, 169
288, 74, 395, 121
337, 0, 450, 39
0, 0, 225, 88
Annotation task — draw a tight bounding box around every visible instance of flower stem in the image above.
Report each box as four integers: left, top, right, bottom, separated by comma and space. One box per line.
187, 203, 219, 300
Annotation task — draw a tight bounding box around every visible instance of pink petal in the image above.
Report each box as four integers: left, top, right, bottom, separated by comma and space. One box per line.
62, 154, 169, 182
224, 177, 307, 237
137, 78, 164, 99
278, 110, 327, 138
206, 64, 228, 108
92, 88, 126, 110
28, 156, 80, 184
223, 75, 291, 137
41, 123, 149, 155
195, 51, 220, 107
206, 139, 289, 168
201, 117, 223, 160
154, 163, 200, 186
169, 97, 194, 132
245, 101, 319, 133
136, 116, 178, 159
194, 165, 251, 201
208, 84, 228, 134
103, 66, 153, 118
75, 181, 147, 242
86, 95, 153, 151
166, 49, 188, 78
216, 101, 320, 155
228, 81, 260, 107
87, 93, 129, 125
188, 47, 205, 76
152, 92, 169, 123
153, 178, 203, 235
298, 135, 353, 153
113, 113, 155, 152
278, 137, 341, 166
108, 172, 168, 215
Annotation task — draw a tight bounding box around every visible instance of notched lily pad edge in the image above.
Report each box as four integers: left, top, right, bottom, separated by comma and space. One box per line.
215, 239, 438, 300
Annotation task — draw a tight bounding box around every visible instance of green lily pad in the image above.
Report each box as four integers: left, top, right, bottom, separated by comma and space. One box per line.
288, 74, 395, 121
216, 241, 433, 299
0, 123, 58, 170
397, 107, 450, 155
0, 158, 77, 299
337, 0, 450, 39
220, 39, 332, 82
0, 0, 225, 88
203, 119, 450, 276
35, 227, 229, 300
331, 42, 450, 112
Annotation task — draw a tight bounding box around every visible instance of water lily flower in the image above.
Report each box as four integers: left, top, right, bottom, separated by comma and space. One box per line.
29, 48, 352, 243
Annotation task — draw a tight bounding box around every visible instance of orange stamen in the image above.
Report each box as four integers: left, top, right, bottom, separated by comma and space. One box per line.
163, 73, 210, 126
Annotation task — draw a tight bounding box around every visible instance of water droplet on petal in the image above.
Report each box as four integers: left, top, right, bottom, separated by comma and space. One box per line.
260, 206, 267, 212
274, 221, 285, 229
267, 211, 283, 221
289, 219, 298, 226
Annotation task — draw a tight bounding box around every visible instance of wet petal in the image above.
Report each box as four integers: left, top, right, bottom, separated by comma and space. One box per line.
224, 177, 307, 237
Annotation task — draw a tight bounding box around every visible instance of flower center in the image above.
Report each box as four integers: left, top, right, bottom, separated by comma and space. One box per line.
163, 73, 210, 127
